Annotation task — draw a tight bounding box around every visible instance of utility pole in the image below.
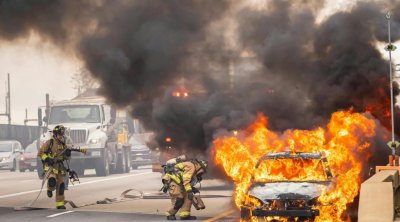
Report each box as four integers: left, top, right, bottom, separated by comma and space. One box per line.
385, 12, 398, 159
7, 73, 10, 125
0, 73, 11, 125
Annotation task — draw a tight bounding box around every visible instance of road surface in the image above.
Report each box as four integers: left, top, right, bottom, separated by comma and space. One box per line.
0, 166, 239, 222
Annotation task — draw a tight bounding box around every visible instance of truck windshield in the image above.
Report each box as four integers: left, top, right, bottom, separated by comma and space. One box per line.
49, 105, 101, 124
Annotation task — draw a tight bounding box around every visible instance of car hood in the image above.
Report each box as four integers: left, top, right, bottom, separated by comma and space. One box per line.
131, 144, 150, 151
0, 152, 12, 158
248, 181, 330, 202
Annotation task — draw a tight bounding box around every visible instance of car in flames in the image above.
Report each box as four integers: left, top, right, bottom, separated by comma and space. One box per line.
241, 152, 333, 222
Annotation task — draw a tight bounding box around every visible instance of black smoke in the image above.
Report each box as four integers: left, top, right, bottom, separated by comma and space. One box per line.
1, 0, 400, 158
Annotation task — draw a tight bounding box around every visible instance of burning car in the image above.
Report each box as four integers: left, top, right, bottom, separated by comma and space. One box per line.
240, 152, 333, 222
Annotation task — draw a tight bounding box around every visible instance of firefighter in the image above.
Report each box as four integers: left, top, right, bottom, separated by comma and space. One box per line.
162, 159, 208, 220
162, 164, 184, 220
38, 125, 72, 209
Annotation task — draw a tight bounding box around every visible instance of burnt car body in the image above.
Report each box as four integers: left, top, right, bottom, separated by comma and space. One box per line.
241, 152, 333, 222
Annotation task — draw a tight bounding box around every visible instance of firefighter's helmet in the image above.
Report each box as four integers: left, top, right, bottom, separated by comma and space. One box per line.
53, 125, 65, 136
197, 159, 208, 173
200, 160, 208, 168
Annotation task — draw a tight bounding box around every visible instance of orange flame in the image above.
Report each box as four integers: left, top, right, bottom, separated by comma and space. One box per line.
213, 110, 376, 221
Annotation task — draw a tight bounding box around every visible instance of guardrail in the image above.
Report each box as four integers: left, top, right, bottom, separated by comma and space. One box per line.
358, 170, 399, 222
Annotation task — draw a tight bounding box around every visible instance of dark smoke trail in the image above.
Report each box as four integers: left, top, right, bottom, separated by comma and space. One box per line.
1, 0, 400, 159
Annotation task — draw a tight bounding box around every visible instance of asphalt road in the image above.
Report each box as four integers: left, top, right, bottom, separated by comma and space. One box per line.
0, 166, 239, 222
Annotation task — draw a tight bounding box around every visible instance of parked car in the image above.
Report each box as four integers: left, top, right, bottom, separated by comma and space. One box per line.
18, 140, 38, 172
241, 152, 333, 222
0, 140, 23, 171
130, 135, 152, 169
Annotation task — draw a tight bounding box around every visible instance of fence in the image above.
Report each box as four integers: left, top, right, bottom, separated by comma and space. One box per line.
0, 124, 40, 148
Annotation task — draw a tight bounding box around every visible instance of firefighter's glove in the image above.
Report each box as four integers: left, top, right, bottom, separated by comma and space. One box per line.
162, 184, 169, 193
192, 187, 200, 194
196, 174, 203, 183
65, 149, 72, 157
44, 157, 55, 166
187, 191, 194, 201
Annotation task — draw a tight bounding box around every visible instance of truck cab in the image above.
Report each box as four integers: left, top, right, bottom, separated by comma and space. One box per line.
37, 96, 131, 177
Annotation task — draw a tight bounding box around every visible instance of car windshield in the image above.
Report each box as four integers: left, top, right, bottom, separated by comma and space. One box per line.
254, 158, 328, 182
49, 105, 101, 124
0, 143, 12, 152
25, 144, 37, 153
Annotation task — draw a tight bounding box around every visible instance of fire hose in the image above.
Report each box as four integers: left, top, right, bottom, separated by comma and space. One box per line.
14, 147, 85, 211
15, 147, 231, 211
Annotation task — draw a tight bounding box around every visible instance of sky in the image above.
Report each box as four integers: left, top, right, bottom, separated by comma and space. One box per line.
0, 34, 81, 125
0, 0, 400, 126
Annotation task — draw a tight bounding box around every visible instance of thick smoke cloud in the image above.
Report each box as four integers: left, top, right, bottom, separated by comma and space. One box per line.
1, 0, 400, 159
237, 0, 400, 130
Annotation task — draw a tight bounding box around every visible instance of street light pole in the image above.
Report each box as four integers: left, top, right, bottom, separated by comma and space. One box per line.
386, 12, 397, 155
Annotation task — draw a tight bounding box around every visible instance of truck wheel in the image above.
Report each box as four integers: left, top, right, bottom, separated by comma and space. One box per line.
10, 160, 16, 172
95, 152, 110, 176
115, 151, 126, 174
37, 158, 44, 179
124, 148, 131, 173
240, 207, 251, 221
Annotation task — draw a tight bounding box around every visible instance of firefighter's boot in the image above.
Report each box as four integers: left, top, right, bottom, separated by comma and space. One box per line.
180, 216, 197, 220
56, 205, 66, 210
167, 215, 176, 220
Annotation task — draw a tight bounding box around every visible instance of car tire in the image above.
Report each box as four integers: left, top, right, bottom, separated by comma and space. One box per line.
29, 168, 34, 172
115, 151, 126, 174
124, 148, 131, 173
95, 151, 110, 177
10, 160, 16, 172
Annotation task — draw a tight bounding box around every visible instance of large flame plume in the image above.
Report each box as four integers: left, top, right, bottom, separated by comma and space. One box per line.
213, 110, 376, 221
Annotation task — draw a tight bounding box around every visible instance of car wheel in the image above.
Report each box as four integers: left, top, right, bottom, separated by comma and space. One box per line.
95, 151, 110, 177
10, 160, 16, 172
29, 168, 34, 172
131, 165, 138, 170
19, 168, 26, 172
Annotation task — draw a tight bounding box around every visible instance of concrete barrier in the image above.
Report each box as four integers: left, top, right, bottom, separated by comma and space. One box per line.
358, 170, 399, 222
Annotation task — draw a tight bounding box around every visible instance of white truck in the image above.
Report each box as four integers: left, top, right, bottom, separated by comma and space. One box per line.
37, 96, 132, 177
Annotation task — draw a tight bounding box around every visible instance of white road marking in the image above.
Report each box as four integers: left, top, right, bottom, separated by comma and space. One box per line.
20, 180, 37, 183
47, 210, 74, 218
0, 172, 152, 199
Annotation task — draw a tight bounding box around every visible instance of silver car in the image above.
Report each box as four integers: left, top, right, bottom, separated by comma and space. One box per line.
0, 140, 23, 171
